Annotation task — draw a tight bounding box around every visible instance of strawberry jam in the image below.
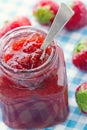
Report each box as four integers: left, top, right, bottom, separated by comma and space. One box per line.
0, 26, 69, 129
4, 33, 51, 70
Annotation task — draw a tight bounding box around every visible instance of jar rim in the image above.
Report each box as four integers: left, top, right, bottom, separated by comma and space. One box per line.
0, 26, 57, 74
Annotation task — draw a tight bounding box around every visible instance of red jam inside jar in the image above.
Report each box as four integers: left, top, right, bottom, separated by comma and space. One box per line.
3, 32, 52, 70
0, 26, 69, 129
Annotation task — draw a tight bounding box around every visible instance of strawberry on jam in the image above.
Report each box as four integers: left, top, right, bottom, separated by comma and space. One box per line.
3, 32, 51, 70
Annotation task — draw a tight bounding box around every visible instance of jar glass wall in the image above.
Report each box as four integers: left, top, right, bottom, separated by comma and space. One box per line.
0, 26, 69, 129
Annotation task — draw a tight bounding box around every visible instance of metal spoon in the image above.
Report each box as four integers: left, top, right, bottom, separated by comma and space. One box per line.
40, 3, 74, 50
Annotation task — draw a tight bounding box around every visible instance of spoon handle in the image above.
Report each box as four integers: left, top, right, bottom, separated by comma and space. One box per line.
40, 3, 74, 50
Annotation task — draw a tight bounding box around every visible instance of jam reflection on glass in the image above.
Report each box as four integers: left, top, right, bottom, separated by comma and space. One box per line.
0, 26, 69, 129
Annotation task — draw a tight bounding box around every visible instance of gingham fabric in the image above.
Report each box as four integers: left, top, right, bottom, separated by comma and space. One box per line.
0, 0, 87, 130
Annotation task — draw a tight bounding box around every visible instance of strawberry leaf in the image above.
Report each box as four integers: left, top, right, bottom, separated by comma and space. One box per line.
74, 41, 87, 54
33, 5, 55, 24
76, 85, 87, 113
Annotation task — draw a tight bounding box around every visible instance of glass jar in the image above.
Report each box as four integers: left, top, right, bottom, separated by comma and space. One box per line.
0, 26, 69, 129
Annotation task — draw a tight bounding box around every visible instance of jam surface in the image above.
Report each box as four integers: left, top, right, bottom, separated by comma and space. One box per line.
3, 32, 51, 70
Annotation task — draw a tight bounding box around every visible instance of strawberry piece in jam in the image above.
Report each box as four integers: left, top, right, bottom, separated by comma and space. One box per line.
3, 32, 51, 70
4, 53, 14, 62
12, 38, 26, 51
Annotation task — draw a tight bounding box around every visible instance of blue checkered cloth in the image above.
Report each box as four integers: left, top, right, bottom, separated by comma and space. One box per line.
0, 0, 87, 130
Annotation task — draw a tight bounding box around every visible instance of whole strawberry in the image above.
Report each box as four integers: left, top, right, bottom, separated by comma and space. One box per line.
33, 0, 59, 25
72, 40, 87, 71
75, 82, 87, 113
0, 16, 31, 38
66, 0, 87, 30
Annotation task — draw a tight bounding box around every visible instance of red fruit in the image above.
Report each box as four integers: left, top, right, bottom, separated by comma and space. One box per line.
75, 82, 87, 113
33, 0, 59, 25
66, 0, 87, 30
4, 53, 14, 62
12, 38, 27, 51
72, 40, 87, 71
0, 16, 31, 38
